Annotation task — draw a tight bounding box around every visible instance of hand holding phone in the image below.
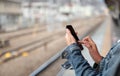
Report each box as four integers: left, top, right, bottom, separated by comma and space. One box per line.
66, 25, 83, 50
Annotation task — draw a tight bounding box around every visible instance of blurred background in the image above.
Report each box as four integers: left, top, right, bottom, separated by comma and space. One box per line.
0, 0, 119, 76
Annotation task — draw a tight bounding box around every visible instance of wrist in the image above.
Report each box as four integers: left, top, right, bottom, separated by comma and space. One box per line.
95, 56, 102, 64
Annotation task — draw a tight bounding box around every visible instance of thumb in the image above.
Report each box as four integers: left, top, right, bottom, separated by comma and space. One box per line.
66, 29, 71, 35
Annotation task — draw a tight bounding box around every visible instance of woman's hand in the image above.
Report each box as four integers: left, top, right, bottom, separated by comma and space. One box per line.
65, 29, 76, 46
65, 29, 102, 64
79, 36, 102, 64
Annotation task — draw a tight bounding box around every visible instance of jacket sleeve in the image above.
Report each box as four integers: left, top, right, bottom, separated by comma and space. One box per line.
65, 43, 101, 76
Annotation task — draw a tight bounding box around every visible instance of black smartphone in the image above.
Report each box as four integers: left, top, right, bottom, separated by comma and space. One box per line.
66, 25, 83, 50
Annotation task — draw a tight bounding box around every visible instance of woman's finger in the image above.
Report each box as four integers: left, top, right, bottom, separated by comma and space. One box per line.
78, 41, 84, 44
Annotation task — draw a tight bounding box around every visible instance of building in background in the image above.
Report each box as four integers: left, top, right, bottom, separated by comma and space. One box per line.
0, 0, 22, 32
0, 0, 107, 32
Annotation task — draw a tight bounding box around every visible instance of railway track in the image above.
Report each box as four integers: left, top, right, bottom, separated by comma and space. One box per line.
0, 25, 46, 50
0, 25, 46, 40
0, 30, 65, 63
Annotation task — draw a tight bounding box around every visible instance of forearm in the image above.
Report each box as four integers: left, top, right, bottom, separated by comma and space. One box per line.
89, 50, 103, 64
65, 43, 101, 76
